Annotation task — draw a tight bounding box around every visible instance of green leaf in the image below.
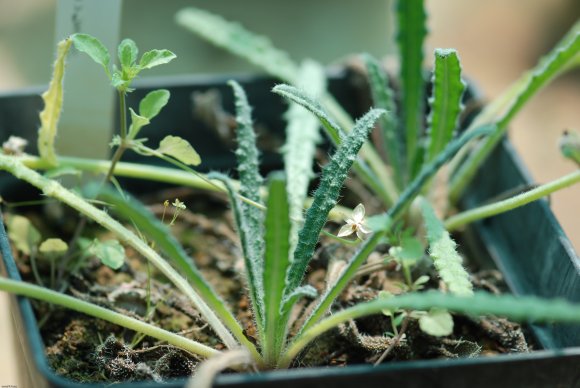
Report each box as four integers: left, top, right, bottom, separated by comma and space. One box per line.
227, 80, 266, 329
418, 309, 454, 337
363, 53, 404, 188
389, 235, 424, 263
421, 200, 473, 296
450, 22, 580, 202
88, 239, 125, 270
273, 84, 392, 206
287, 108, 386, 294
118, 38, 138, 69
139, 89, 170, 120
71, 33, 110, 71
6, 215, 41, 256
262, 172, 292, 365
396, 0, 427, 173
94, 184, 250, 348
157, 135, 201, 166
38, 38, 72, 167
39, 238, 68, 255
426, 49, 466, 163
139, 49, 176, 70
176, 7, 299, 83
127, 108, 150, 140
282, 60, 326, 253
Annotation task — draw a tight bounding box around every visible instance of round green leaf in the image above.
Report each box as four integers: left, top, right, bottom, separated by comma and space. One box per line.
418, 309, 454, 337
6, 215, 41, 255
157, 135, 201, 166
39, 238, 68, 255
88, 239, 125, 270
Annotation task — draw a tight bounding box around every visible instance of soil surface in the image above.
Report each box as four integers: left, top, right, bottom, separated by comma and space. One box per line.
6, 187, 532, 384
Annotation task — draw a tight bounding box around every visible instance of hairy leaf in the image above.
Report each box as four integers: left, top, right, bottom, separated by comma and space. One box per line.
422, 201, 473, 296
88, 239, 125, 270
71, 33, 110, 71
426, 49, 466, 163
139, 89, 170, 120
157, 135, 201, 166
282, 60, 326, 253
363, 53, 404, 188
397, 0, 427, 173
118, 38, 138, 69
176, 7, 299, 83
139, 49, 176, 69
38, 38, 72, 167
286, 108, 385, 295
262, 173, 292, 364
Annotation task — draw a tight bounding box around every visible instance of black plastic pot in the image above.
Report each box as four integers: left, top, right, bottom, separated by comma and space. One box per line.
1, 71, 579, 388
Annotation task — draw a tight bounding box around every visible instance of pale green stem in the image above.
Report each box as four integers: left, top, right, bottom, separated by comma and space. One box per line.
0, 277, 219, 358
445, 169, 580, 231
18, 154, 350, 222
0, 154, 245, 352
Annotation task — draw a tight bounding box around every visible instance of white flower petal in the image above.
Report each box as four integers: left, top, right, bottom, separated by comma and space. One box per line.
337, 224, 355, 237
358, 223, 372, 235
352, 203, 366, 222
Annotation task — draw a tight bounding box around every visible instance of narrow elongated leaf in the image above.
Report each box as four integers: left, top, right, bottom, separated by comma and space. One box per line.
397, 0, 427, 173
363, 53, 404, 188
262, 173, 292, 365
282, 60, 326, 253
139, 89, 170, 120
38, 38, 72, 166
139, 49, 176, 69
157, 135, 201, 166
450, 22, 580, 202
286, 108, 386, 295
118, 38, 138, 69
176, 7, 299, 83
273, 84, 394, 206
426, 49, 466, 163
208, 173, 265, 338
421, 201, 473, 296
71, 33, 110, 71
94, 185, 251, 349
227, 81, 265, 327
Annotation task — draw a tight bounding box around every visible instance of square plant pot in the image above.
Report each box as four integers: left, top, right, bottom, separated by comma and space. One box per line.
0, 70, 579, 388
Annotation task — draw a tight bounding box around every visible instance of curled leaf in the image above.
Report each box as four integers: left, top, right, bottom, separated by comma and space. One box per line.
157, 135, 201, 166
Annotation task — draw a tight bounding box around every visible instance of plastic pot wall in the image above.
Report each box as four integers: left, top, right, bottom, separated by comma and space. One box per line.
0, 72, 579, 387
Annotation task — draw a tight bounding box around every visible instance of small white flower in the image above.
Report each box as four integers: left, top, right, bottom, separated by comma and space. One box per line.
2, 136, 28, 155
172, 198, 186, 210
337, 203, 371, 240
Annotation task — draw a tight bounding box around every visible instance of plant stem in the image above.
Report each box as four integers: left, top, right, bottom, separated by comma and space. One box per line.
445, 169, 580, 231
0, 154, 243, 351
0, 277, 219, 358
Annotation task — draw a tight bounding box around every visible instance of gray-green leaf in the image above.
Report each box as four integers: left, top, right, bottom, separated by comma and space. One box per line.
71, 33, 110, 71
139, 49, 176, 69
157, 135, 201, 166
418, 308, 454, 336
139, 89, 170, 120
88, 239, 125, 270
118, 38, 138, 69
